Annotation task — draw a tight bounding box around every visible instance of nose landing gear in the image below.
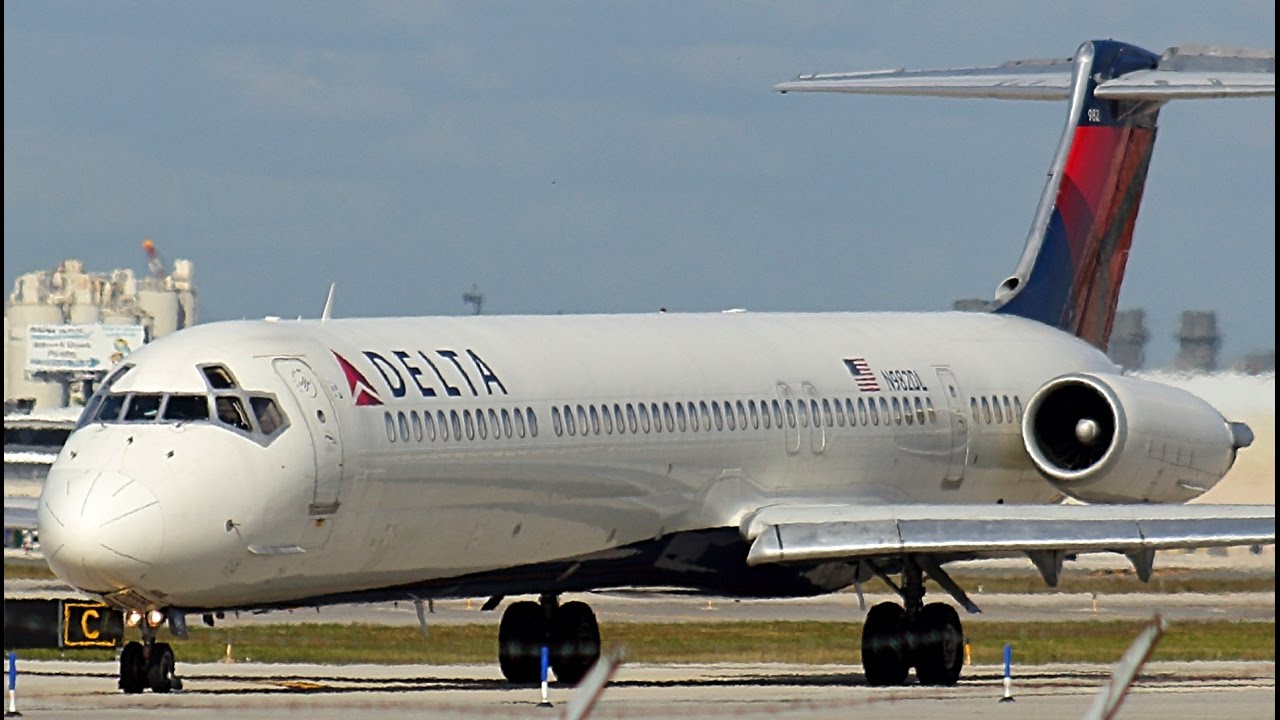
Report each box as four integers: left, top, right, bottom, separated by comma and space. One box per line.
119, 617, 182, 693
497, 594, 601, 685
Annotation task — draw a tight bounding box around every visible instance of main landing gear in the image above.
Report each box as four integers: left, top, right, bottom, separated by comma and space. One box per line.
861, 557, 969, 687
119, 616, 182, 693
497, 594, 601, 685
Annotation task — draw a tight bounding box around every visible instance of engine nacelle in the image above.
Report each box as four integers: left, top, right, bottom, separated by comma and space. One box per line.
1021, 373, 1250, 503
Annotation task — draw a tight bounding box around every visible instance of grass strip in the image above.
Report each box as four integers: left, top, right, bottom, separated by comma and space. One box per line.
20, 619, 1274, 665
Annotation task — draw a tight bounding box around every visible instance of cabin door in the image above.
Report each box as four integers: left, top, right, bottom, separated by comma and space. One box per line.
934, 366, 968, 489
274, 358, 346, 515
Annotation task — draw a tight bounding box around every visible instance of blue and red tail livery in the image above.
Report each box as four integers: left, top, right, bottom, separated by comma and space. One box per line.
992, 41, 1161, 348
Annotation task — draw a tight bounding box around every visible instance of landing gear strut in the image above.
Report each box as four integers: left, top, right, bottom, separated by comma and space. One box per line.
861, 558, 965, 687
119, 617, 181, 693
497, 595, 601, 685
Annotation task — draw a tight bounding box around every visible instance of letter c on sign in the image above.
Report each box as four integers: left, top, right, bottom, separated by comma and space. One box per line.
80, 608, 101, 640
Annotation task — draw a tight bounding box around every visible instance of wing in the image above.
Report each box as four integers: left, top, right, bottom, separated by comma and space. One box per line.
774, 44, 1275, 101
741, 502, 1273, 594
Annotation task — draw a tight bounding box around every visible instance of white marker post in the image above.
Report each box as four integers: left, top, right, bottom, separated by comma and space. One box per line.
999, 643, 1015, 703
5, 651, 20, 718
537, 645, 552, 708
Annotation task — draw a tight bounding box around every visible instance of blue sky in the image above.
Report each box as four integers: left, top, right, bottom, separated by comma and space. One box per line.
4, 2, 1274, 367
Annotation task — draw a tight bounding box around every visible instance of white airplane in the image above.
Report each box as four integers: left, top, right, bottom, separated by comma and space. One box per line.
35, 39, 1275, 694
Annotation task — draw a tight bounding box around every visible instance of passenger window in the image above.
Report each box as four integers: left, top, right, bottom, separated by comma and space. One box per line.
589, 405, 600, 435
735, 401, 747, 428
868, 397, 879, 426
489, 409, 501, 437
687, 401, 700, 431
526, 407, 538, 437
651, 403, 664, 433
914, 397, 925, 425
992, 396, 1003, 424
578, 405, 590, 435
552, 406, 563, 436
565, 405, 577, 436
748, 400, 759, 429
250, 396, 285, 435
971, 397, 980, 422
784, 400, 796, 428
450, 410, 462, 439
760, 400, 771, 430
163, 395, 209, 422
724, 401, 736, 431
663, 402, 675, 432
398, 412, 410, 442
699, 401, 712, 428
878, 397, 890, 425
771, 399, 783, 428
675, 402, 687, 432
713, 402, 724, 430
923, 397, 934, 424
384, 412, 396, 442
1013, 396, 1023, 422
463, 410, 475, 440
613, 404, 626, 433
823, 399, 834, 427
425, 411, 437, 441
215, 396, 252, 432
858, 398, 868, 426
898, 397, 911, 425
438, 410, 451, 441
797, 400, 809, 428
833, 398, 845, 427
981, 397, 992, 424
602, 405, 614, 434
410, 411, 423, 442
515, 407, 527, 438
476, 410, 488, 439
638, 403, 651, 433
202, 365, 238, 389
501, 408, 512, 438
124, 394, 163, 421
1002, 396, 1013, 424
627, 403, 638, 433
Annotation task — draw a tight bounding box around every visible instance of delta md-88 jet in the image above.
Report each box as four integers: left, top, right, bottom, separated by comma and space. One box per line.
36, 39, 1275, 693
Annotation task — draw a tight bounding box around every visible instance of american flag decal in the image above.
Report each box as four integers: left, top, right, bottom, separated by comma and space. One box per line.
844, 357, 880, 392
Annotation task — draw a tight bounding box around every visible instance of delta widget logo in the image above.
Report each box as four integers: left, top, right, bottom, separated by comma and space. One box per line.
332, 351, 384, 406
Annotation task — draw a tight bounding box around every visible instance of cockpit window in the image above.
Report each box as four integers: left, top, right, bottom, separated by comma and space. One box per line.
250, 396, 285, 435
123, 394, 164, 421
202, 365, 239, 389
215, 396, 252, 432
164, 395, 210, 421
96, 394, 127, 422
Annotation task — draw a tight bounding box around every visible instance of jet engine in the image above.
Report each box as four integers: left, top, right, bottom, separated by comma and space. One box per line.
1021, 373, 1252, 503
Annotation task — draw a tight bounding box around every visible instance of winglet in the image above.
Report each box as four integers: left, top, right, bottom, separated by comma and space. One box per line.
321, 283, 336, 322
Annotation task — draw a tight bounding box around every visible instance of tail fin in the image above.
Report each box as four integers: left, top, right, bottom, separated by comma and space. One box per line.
776, 41, 1275, 348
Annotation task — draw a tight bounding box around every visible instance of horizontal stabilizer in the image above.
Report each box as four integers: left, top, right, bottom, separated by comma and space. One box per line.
742, 503, 1274, 566
776, 45, 1274, 101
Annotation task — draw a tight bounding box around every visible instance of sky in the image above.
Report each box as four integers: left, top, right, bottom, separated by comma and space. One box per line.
4, 2, 1275, 368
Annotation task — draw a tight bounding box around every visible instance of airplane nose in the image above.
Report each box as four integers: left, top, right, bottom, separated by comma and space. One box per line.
38, 469, 164, 592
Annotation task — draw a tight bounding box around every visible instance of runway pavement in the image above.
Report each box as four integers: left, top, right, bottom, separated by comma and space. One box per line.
11, 659, 1274, 719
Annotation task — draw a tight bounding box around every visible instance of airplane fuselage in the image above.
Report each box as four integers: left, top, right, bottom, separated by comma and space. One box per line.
40, 310, 1113, 610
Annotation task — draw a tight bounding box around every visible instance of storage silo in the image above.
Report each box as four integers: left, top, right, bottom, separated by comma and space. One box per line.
137, 287, 180, 339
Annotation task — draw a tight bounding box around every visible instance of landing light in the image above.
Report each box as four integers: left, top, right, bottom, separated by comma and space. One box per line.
146, 609, 166, 628
125, 611, 143, 628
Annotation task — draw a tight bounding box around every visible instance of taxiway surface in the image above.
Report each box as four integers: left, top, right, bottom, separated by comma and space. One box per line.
14, 659, 1274, 719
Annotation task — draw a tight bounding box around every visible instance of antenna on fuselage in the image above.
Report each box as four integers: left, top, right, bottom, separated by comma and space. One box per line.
321, 283, 336, 321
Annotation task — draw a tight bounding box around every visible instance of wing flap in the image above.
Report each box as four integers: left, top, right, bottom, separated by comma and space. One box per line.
743, 504, 1274, 566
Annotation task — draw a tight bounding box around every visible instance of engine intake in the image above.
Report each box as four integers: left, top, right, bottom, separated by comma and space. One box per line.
1021, 373, 1244, 503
